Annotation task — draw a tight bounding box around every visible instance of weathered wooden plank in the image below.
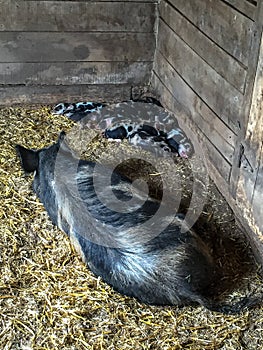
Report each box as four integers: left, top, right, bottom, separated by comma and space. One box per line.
159, 1, 247, 93
168, 0, 254, 66
0, 84, 133, 106
153, 52, 235, 164
23, 0, 156, 2
0, 32, 155, 63
196, 100, 236, 149
236, 30, 263, 200
234, 28, 263, 255
0, 1, 155, 32
153, 51, 237, 148
222, 0, 256, 20
151, 70, 232, 182
155, 68, 263, 262
157, 20, 243, 133
232, 140, 263, 261
252, 148, 263, 234
229, 1, 263, 197
0, 61, 152, 85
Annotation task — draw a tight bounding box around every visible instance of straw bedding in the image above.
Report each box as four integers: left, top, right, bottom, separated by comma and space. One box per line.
0, 105, 262, 350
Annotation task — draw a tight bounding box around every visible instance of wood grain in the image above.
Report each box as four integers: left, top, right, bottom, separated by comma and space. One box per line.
152, 70, 232, 182
159, 1, 247, 93
222, 0, 256, 20
0, 62, 153, 85
157, 20, 243, 133
168, 0, 254, 66
229, 0, 263, 197
0, 32, 155, 63
0, 84, 132, 105
0, 0, 156, 107
0, 1, 155, 32
236, 30, 263, 217
153, 71, 263, 262
252, 148, 263, 234
153, 51, 237, 149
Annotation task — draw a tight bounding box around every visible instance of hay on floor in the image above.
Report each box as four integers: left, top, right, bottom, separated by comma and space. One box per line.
0, 105, 262, 350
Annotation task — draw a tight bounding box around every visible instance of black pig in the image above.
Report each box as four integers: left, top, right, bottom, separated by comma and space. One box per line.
16, 133, 261, 313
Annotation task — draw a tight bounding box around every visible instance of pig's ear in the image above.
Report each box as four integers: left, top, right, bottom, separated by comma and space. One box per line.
57, 131, 71, 152
16, 145, 39, 173
58, 131, 66, 144
56, 131, 77, 158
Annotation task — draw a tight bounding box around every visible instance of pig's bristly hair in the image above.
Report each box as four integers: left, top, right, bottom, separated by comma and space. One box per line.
16, 145, 39, 173
16, 133, 262, 314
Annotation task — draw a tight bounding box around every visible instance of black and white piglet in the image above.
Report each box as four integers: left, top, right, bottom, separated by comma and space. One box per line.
16, 133, 261, 314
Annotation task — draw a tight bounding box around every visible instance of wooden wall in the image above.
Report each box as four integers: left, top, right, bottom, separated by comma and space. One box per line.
152, 0, 263, 260
0, 0, 157, 105
236, 33, 263, 256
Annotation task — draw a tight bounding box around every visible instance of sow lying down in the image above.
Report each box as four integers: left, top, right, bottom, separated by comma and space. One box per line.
16, 132, 261, 314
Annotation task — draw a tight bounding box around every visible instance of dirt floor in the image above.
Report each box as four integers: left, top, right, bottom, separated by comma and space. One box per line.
0, 105, 262, 349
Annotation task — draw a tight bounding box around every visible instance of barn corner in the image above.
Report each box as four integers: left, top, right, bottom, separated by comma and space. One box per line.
151, 0, 263, 263
0, 0, 262, 261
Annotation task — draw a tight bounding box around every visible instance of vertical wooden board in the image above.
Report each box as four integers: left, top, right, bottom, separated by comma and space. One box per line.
231, 26, 263, 197
252, 142, 263, 224
0, 1, 156, 32
159, 1, 247, 93
157, 20, 243, 133
0, 32, 155, 62
252, 147, 263, 233
236, 165, 263, 243
235, 29, 263, 241
168, 0, 254, 66
241, 32, 263, 167
151, 71, 232, 182
229, 2, 263, 197
0, 62, 153, 85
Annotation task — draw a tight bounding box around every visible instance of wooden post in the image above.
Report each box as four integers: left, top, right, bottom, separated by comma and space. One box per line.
236, 31, 263, 255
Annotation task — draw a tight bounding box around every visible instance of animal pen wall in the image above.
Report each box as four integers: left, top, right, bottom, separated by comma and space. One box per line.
1, 0, 263, 261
